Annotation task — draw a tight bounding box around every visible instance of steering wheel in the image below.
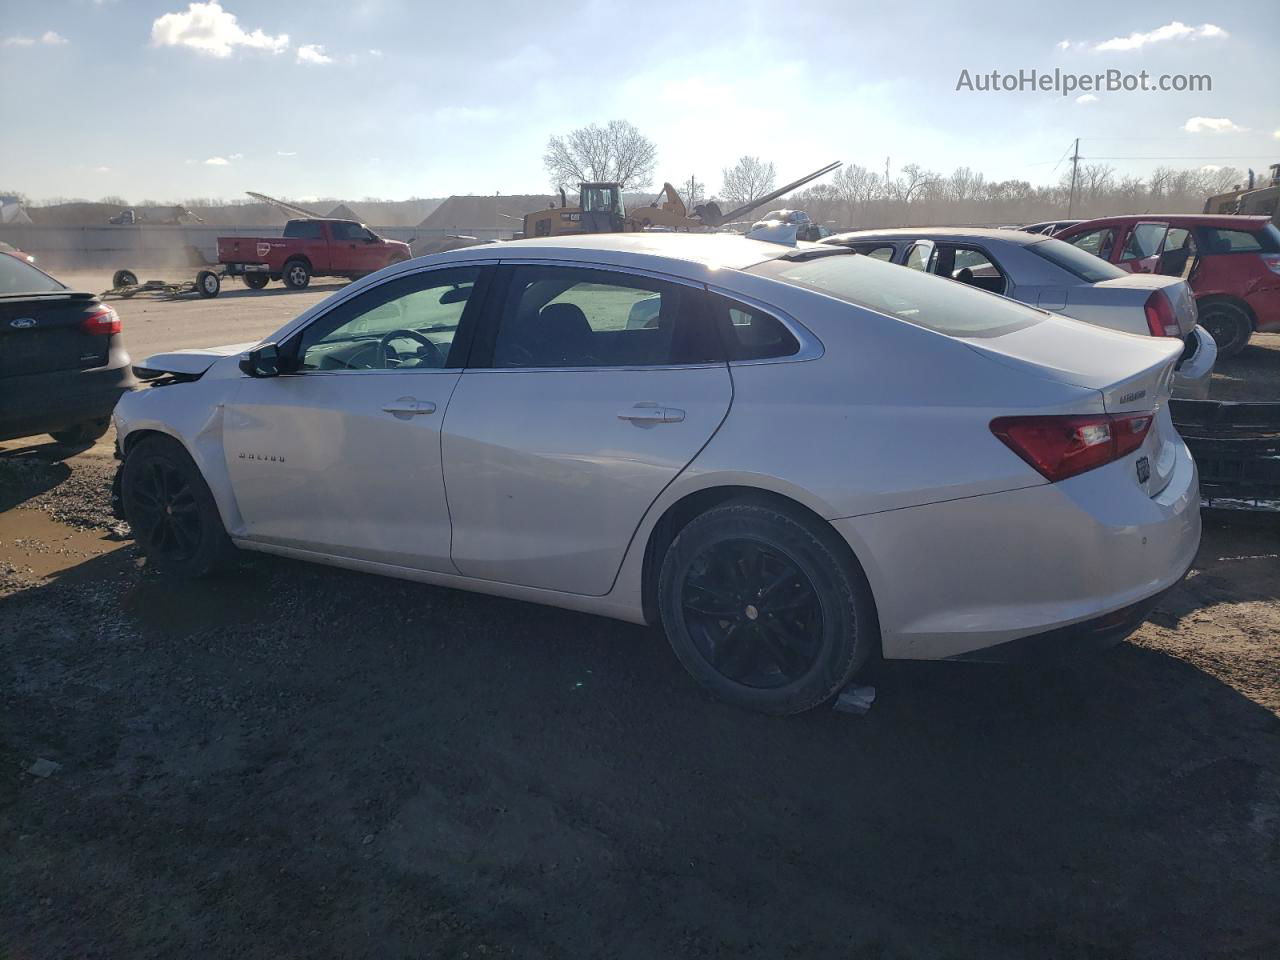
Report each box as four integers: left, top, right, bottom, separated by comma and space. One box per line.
377, 329, 445, 368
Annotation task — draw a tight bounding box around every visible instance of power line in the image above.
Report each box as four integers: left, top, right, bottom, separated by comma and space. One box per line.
1082, 155, 1275, 161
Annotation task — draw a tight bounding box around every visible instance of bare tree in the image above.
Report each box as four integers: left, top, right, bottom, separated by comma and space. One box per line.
832, 163, 878, 222
720, 156, 776, 209
681, 174, 706, 210
1202, 166, 1244, 195
543, 120, 658, 191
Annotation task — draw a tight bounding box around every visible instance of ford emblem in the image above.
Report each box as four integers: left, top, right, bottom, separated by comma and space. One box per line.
10, 317, 36, 329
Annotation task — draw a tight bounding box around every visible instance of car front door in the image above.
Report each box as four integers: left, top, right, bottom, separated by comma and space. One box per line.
441, 262, 731, 596
221, 264, 491, 571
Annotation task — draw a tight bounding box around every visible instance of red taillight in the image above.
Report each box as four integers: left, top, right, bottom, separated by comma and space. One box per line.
990, 412, 1154, 482
1144, 290, 1180, 337
79, 305, 121, 336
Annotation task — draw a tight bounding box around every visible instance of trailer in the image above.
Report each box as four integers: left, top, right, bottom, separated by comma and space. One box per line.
101, 267, 223, 300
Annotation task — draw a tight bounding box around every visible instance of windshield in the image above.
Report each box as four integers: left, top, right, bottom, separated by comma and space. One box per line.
748, 250, 1042, 338
1025, 236, 1127, 283
0, 253, 66, 294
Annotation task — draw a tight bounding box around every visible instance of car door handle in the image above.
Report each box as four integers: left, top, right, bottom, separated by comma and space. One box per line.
617, 403, 685, 424
381, 398, 437, 418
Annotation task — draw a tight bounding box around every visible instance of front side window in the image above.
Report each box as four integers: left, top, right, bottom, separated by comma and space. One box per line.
295, 267, 481, 372
904, 241, 935, 272
487, 266, 715, 368
1121, 223, 1169, 262
944, 246, 1007, 294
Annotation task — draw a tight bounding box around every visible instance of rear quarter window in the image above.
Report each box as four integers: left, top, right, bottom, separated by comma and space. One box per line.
1198, 226, 1280, 254
748, 252, 1042, 339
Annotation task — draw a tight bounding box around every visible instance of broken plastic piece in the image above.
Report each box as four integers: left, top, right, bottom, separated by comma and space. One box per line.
833, 685, 876, 716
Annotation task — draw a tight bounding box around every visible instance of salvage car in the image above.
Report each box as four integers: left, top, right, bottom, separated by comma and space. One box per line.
0, 250, 136, 445
822, 227, 1216, 399
1054, 215, 1280, 357
113, 234, 1200, 714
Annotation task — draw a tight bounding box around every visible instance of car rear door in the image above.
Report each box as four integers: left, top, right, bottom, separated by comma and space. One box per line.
441, 261, 731, 596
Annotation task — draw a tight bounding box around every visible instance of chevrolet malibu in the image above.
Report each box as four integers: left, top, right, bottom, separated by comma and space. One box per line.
113, 234, 1201, 715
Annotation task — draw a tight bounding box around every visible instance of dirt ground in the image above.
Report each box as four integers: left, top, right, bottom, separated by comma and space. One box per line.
1, 433, 1278, 960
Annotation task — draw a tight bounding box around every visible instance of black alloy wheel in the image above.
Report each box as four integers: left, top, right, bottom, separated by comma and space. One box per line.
682, 538, 824, 689
126, 457, 202, 563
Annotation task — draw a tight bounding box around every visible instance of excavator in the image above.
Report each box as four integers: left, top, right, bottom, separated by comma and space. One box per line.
1203, 163, 1280, 225
522, 161, 842, 238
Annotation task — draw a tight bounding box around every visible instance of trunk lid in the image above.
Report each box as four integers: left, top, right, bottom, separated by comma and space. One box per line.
0, 292, 109, 378
963, 314, 1183, 497
1092, 274, 1198, 337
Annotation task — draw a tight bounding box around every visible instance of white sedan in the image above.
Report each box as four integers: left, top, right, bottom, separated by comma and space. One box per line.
114, 234, 1201, 715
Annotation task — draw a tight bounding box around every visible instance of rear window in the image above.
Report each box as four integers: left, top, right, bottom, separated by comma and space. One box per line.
1198, 225, 1280, 254
0, 254, 65, 294
1024, 236, 1127, 283
748, 252, 1042, 339
283, 220, 323, 239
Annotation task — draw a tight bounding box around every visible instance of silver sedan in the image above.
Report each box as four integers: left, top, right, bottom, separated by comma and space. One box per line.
822, 227, 1216, 399
114, 234, 1200, 714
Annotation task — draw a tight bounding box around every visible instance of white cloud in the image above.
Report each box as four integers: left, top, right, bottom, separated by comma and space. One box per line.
1183, 116, 1247, 134
296, 43, 332, 65
1056, 39, 1070, 50
1274, 130, 1280, 141
151, 2, 289, 58
3, 31, 70, 46
1076, 93, 1098, 104
1200, 165, 1222, 172
1095, 21, 1228, 52
277, 150, 297, 156
41, 31, 68, 45
2, 36, 35, 46
228, 152, 244, 159
368, 48, 382, 56
93, 166, 111, 173
204, 156, 230, 165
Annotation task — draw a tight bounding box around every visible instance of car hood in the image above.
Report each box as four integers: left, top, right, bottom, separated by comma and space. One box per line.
133, 341, 256, 378
1091, 274, 1198, 337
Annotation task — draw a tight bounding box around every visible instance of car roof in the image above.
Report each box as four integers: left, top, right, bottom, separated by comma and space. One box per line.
825, 227, 1042, 245
1058, 214, 1272, 232
424, 231, 802, 274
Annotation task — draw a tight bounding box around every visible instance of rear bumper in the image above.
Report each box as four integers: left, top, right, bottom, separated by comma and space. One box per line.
832, 438, 1201, 661
0, 351, 137, 441
1171, 327, 1216, 400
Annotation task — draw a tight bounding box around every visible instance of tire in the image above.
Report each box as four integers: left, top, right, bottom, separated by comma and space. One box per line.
1199, 301, 1252, 358
112, 269, 138, 289
49, 418, 110, 446
282, 259, 311, 290
658, 500, 878, 715
243, 272, 269, 290
120, 435, 238, 577
195, 269, 220, 298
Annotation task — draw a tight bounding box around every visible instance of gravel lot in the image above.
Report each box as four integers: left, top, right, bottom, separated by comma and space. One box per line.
2, 276, 1278, 958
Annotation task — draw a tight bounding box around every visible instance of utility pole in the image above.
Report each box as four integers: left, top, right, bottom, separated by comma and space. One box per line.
1067, 137, 1080, 218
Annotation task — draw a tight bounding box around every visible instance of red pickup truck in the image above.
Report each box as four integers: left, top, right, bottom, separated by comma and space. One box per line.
217, 218, 412, 290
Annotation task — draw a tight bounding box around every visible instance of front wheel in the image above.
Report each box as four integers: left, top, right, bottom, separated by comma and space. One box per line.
1199, 301, 1252, 358
243, 272, 269, 290
120, 435, 238, 577
658, 500, 878, 715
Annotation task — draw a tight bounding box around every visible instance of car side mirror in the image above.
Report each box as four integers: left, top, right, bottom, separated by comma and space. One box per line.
239, 342, 282, 378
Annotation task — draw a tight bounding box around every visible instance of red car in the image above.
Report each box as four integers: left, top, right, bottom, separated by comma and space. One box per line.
1055, 215, 1280, 356
216, 218, 411, 291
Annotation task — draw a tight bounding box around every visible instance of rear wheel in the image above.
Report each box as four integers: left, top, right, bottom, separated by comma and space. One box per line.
195, 269, 220, 298
1199, 301, 1252, 358
112, 269, 138, 289
121, 436, 237, 577
282, 260, 311, 290
243, 272, 269, 290
658, 500, 877, 715
49, 418, 110, 446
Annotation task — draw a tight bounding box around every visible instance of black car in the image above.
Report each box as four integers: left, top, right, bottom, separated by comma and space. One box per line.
0, 252, 137, 445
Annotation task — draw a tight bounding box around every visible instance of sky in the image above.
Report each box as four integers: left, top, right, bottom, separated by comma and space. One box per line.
1, 0, 1277, 204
